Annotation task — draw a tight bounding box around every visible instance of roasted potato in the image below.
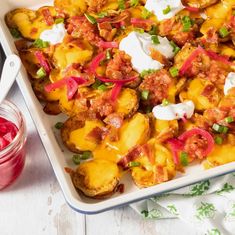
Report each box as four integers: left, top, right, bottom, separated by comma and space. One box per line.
117, 113, 150, 152
183, 0, 219, 9
54, 0, 87, 16
181, 78, 221, 111
53, 41, 93, 70
206, 144, 235, 168
153, 119, 179, 143
5, 7, 56, 40
61, 116, 85, 153
115, 88, 139, 118
43, 101, 61, 115
62, 117, 104, 152
71, 159, 120, 198
131, 140, 176, 188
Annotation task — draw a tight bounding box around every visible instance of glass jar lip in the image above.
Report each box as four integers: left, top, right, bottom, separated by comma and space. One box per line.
0, 100, 26, 157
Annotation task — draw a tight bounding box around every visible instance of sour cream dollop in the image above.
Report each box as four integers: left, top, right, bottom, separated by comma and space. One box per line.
145, 0, 184, 21
224, 72, 235, 95
119, 31, 174, 73
152, 101, 195, 120
40, 23, 66, 45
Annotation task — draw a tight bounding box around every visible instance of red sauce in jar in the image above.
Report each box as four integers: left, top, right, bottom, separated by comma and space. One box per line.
0, 116, 26, 189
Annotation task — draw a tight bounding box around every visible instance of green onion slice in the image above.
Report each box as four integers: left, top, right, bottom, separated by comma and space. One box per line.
141, 8, 152, 19
163, 5, 171, 15
141, 90, 149, 100
84, 13, 97, 24
212, 123, 229, 134
225, 116, 234, 123
54, 122, 63, 129
215, 136, 223, 145
55, 18, 64, 24
219, 27, 230, 38
36, 67, 46, 78
169, 67, 179, 77
180, 152, 189, 166
33, 38, 49, 48
151, 35, 160, 45
128, 161, 141, 167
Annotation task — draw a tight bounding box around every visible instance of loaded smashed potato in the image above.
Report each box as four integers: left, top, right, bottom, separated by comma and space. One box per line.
5, 0, 235, 199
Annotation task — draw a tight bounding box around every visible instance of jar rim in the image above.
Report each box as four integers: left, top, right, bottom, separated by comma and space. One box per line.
0, 100, 26, 158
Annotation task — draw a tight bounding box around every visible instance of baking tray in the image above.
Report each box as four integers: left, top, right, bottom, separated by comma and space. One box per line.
1, 0, 235, 214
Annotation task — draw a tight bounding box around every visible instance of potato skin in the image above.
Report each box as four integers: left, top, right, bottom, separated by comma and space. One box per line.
61, 116, 85, 153
183, 0, 219, 9
115, 88, 139, 118
5, 7, 56, 40
71, 159, 119, 198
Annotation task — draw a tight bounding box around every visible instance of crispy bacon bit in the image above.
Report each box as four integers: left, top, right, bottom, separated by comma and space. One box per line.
98, 22, 117, 41
201, 84, 215, 97
67, 17, 102, 46
118, 145, 143, 168
104, 113, 124, 129
85, 0, 108, 13
42, 8, 54, 26
116, 183, 125, 194
154, 166, 168, 184
30, 27, 38, 35
90, 94, 114, 117
106, 51, 134, 80
183, 134, 209, 160
139, 69, 172, 106
86, 126, 105, 143
142, 144, 155, 164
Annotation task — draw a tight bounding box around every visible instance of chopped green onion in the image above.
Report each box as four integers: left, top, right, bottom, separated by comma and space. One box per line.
118, 0, 125, 10
128, 161, 141, 167
84, 13, 97, 24
151, 35, 160, 45
141, 90, 149, 100
181, 16, 192, 32
163, 5, 171, 15
148, 25, 158, 35
54, 122, 63, 129
215, 136, 223, 145
141, 8, 152, 19
106, 50, 111, 60
169, 67, 179, 77
80, 151, 93, 160
98, 11, 108, 18
33, 38, 49, 48
180, 152, 189, 166
134, 28, 145, 34
72, 155, 81, 165
162, 99, 169, 106
55, 18, 64, 24
225, 116, 234, 123
219, 27, 230, 38
36, 67, 46, 78
10, 28, 21, 38
170, 41, 180, 54
72, 151, 93, 165
140, 69, 156, 78
130, 0, 139, 7
212, 123, 229, 134
97, 84, 108, 91
92, 79, 102, 89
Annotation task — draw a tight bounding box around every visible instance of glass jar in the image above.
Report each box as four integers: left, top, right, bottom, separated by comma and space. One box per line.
0, 100, 27, 190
